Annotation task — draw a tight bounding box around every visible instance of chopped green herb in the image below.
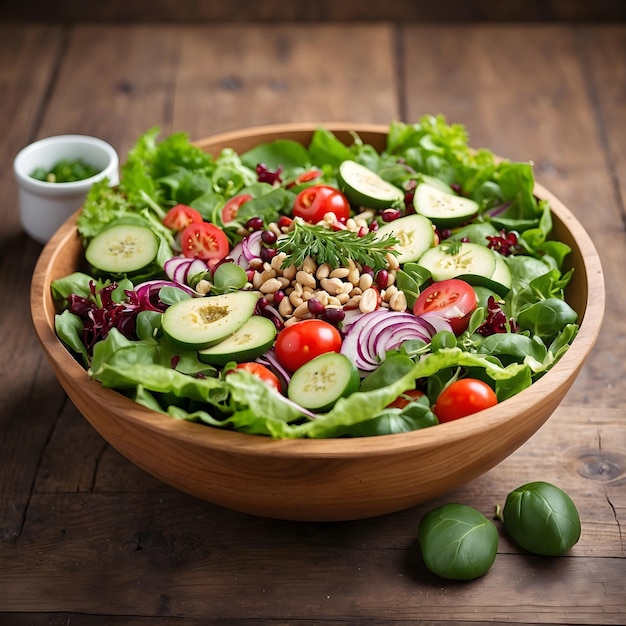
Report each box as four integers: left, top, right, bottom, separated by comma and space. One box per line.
31, 158, 100, 183
277, 217, 398, 271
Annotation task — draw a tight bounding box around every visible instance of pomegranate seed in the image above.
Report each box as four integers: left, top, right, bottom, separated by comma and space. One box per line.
357, 226, 369, 237
260, 247, 277, 262
375, 269, 389, 289
368, 221, 379, 232
245, 217, 264, 231
322, 307, 345, 324
261, 230, 277, 244
307, 298, 325, 316
381, 208, 402, 222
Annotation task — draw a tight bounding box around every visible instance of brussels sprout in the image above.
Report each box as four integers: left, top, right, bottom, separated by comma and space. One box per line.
503, 481, 581, 556
418, 503, 498, 581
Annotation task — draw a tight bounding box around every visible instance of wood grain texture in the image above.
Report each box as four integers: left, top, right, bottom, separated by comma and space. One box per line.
1, 21, 624, 626
0, 0, 624, 23
0, 25, 69, 543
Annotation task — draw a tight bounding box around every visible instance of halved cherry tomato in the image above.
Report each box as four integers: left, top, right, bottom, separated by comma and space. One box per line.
292, 185, 351, 223
230, 362, 281, 392
286, 169, 322, 188
274, 319, 342, 373
221, 194, 253, 224
163, 204, 203, 232
434, 378, 498, 423
413, 278, 477, 335
180, 222, 229, 261
387, 389, 425, 409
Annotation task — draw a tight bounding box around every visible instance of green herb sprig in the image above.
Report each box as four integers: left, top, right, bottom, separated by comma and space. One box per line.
277, 218, 398, 271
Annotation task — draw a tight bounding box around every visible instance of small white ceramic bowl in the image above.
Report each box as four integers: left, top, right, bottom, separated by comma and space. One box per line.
14, 135, 119, 244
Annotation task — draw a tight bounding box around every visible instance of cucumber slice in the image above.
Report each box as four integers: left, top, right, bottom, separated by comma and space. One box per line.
85, 223, 159, 274
337, 160, 404, 209
287, 352, 360, 412
417, 242, 496, 284
197, 315, 276, 365
161, 291, 258, 350
413, 183, 479, 227
375, 214, 435, 264
473, 252, 512, 297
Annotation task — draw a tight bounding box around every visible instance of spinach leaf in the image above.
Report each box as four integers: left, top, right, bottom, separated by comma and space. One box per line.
418, 503, 498, 581
503, 481, 581, 556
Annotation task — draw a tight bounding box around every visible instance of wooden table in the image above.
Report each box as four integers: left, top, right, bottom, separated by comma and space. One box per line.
1, 20, 624, 625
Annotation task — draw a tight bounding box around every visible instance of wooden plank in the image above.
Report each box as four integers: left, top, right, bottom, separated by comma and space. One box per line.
3, 406, 623, 622
0, 24, 68, 542
0, 510, 622, 622
401, 24, 626, 407
171, 24, 399, 138
0, 0, 624, 23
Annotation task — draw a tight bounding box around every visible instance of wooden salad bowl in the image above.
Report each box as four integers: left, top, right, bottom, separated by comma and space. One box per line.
30, 123, 605, 521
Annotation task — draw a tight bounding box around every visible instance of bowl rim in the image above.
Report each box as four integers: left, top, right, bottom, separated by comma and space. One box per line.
14, 134, 119, 191
30, 122, 606, 459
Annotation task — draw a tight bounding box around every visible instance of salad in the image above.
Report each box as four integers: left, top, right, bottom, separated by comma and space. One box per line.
50, 115, 579, 438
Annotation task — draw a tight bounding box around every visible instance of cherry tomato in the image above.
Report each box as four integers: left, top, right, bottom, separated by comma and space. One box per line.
292, 185, 351, 223
221, 194, 253, 224
387, 389, 425, 409
413, 278, 477, 335
163, 204, 203, 232
434, 378, 498, 423
287, 169, 322, 188
230, 362, 281, 392
180, 222, 229, 261
274, 319, 342, 373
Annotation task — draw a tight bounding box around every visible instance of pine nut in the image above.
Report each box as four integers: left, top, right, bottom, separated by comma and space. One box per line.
319, 277, 344, 295
271, 252, 287, 272
289, 292, 304, 307
314, 290, 329, 306
293, 302, 313, 318
268, 222, 282, 237
260, 268, 277, 283
260, 278, 283, 294
316, 263, 332, 280
329, 267, 350, 279
278, 297, 294, 317
359, 274, 374, 291
359, 287, 379, 313
336, 292, 350, 304
277, 276, 291, 289
386, 252, 400, 270
348, 266, 360, 285
282, 264, 297, 281
296, 270, 316, 289
383, 284, 398, 302
389, 291, 408, 312
302, 255, 317, 274
252, 272, 264, 289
